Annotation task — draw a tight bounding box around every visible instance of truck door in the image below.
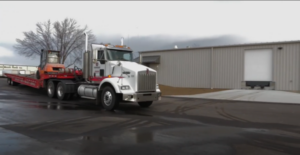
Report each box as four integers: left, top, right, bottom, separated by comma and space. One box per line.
94, 50, 106, 77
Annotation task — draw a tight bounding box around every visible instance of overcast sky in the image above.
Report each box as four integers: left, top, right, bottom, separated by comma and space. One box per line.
1, 1, 300, 66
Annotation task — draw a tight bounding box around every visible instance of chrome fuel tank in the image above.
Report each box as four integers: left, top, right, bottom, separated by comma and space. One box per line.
77, 84, 98, 99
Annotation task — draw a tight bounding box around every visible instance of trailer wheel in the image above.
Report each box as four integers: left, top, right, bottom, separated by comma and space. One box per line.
100, 86, 119, 111
47, 80, 56, 98
7, 78, 11, 85
11, 81, 18, 86
138, 101, 153, 108
56, 82, 68, 100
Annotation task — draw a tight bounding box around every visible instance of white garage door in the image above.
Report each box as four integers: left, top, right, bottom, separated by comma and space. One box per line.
244, 49, 273, 81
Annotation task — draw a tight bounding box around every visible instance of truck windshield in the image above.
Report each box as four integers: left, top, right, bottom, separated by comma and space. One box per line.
106, 49, 133, 61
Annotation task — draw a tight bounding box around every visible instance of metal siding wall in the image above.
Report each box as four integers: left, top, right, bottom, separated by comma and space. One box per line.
213, 47, 244, 89
141, 49, 211, 88
213, 43, 300, 90
141, 42, 300, 90
273, 43, 299, 90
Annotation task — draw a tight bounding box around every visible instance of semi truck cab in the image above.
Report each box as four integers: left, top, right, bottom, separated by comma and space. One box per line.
77, 33, 161, 110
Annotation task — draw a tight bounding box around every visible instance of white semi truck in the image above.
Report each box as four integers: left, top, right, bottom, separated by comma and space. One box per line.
5, 33, 161, 111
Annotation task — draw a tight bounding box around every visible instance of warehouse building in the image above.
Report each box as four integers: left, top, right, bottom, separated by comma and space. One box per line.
137, 40, 300, 91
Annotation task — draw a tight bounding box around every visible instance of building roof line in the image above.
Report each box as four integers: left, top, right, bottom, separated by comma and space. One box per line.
138, 40, 300, 53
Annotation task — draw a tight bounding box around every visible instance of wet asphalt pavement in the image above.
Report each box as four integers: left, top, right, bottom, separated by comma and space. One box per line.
0, 78, 300, 155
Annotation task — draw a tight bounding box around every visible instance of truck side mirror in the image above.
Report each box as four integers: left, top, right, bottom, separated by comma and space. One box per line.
100, 59, 106, 64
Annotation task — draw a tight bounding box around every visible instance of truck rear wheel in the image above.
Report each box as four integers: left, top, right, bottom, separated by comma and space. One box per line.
138, 101, 153, 108
100, 86, 119, 111
47, 80, 56, 98
56, 82, 68, 100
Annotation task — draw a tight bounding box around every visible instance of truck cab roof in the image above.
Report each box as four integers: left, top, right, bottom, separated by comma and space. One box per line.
91, 43, 132, 52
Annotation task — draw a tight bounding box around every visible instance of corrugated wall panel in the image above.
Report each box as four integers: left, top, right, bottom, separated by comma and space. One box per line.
142, 49, 211, 88
213, 46, 244, 89
141, 42, 300, 91
272, 43, 299, 90
212, 43, 300, 90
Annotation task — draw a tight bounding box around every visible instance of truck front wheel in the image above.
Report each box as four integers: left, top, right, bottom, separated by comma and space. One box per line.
47, 80, 56, 98
138, 101, 153, 108
100, 86, 119, 111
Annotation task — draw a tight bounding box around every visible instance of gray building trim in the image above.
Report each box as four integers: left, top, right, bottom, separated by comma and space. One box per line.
139, 40, 300, 53
141, 55, 160, 64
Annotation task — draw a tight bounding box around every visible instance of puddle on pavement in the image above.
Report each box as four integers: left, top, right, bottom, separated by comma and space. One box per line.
0, 127, 70, 154
67, 131, 155, 144
121, 111, 153, 117
0, 127, 33, 153
68, 126, 245, 145
22, 101, 101, 111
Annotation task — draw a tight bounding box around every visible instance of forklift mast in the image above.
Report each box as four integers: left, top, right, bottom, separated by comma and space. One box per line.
39, 49, 61, 69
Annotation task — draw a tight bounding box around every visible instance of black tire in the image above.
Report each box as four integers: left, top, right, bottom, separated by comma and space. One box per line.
100, 86, 119, 111
138, 101, 153, 108
56, 82, 68, 100
36, 70, 40, 79
11, 81, 18, 86
47, 80, 56, 98
7, 78, 11, 85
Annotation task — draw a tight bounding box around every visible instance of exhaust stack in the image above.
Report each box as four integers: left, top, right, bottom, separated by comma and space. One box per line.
83, 32, 90, 80
85, 32, 88, 51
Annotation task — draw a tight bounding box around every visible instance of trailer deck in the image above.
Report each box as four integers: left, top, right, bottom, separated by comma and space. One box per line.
5, 73, 41, 88
5, 70, 82, 89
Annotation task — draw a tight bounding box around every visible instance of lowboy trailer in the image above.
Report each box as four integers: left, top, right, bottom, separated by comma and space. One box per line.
5, 33, 161, 110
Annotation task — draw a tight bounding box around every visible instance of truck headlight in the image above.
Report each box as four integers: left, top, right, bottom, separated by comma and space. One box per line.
121, 85, 130, 90
156, 84, 159, 89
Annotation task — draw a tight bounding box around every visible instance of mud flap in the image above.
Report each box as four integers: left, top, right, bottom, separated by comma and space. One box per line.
54, 80, 76, 94
95, 90, 102, 107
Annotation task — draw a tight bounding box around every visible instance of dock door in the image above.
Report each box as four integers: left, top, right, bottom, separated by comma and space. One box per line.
244, 49, 273, 89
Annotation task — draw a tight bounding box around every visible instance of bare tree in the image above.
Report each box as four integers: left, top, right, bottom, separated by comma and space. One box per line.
13, 18, 96, 68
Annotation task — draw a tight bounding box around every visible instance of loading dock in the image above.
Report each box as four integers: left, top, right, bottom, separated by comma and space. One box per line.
244, 49, 273, 89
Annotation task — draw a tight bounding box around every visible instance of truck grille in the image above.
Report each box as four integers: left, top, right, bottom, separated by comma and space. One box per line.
138, 71, 156, 92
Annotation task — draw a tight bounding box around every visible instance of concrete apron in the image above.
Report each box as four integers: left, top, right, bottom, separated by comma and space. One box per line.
168, 89, 300, 104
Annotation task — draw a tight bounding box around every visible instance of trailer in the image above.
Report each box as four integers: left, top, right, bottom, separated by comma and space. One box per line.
6, 68, 83, 100
5, 33, 161, 110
